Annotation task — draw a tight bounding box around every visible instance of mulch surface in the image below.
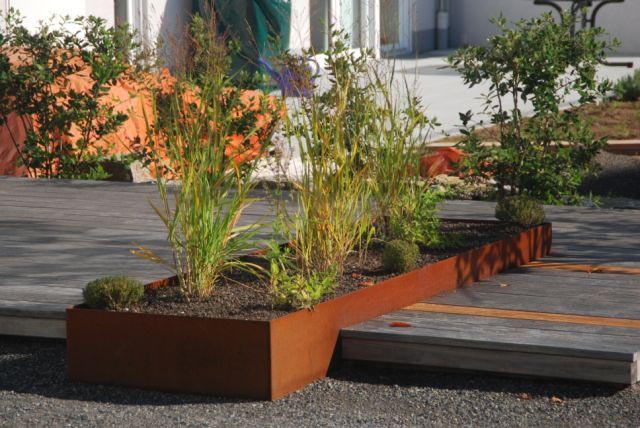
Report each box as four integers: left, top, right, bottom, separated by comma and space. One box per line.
126, 220, 523, 321
581, 101, 640, 140
434, 101, 640, 143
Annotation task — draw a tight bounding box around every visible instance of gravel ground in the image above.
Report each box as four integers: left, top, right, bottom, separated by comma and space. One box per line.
581, 151, 640, 200
1, 336, 639, 427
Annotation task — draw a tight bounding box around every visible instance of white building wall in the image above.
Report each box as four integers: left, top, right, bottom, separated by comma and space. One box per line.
413, 0, 437, 52
85, 0, 115, 27
146, 0, 191, 60
449, 0, 640, 54
290, 0, 311, 51
4, 0, 89, 30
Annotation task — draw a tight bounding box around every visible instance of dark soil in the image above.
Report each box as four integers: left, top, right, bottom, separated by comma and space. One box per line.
581, 151, 640, 199
127, 220, 524, 321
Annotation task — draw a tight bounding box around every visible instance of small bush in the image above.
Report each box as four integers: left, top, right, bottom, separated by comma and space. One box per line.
1, 10, 140, 179
448, 12, 614, 203
613, 70, 640, 102
382, 240, 420, 273
266, 243, 336, 310
495, 196, 546, 227
388, 188, 443, 247
83, 276, 144, 310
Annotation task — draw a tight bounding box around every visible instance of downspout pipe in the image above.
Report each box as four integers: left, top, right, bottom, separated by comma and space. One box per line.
436, 0, 449, 50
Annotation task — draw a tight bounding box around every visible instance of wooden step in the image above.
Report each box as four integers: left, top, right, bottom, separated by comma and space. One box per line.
341, 311, 640, 384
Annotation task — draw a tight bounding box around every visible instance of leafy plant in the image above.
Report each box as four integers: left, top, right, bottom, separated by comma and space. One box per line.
495, 195, 546, 227
266, 242, 336, 310
360, 63, 441, 247
382, 239, 420, 273
388, 188, 444, 247
133, 21, 276, 300
83, 276, 144, 310
448, 12, 615, 204
1, 10, 139, 179
613, 69, 640, 102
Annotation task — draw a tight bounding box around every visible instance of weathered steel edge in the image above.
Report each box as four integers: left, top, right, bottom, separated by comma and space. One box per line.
66, 220, 552, 400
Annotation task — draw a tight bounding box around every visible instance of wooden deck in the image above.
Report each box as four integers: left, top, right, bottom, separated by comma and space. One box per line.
2, 175, 640, 386
0, 176, 277, 337
342, 201, 640, 384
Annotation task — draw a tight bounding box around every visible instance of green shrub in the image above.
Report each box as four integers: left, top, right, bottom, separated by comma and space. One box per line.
266, 243, 336, 310
83, 276, 144, 310
1, 10, 140, 179
388, 188, 443, 247
448, 12, 614, 204
495, 196, 546, 227
382, 239, 420, 273
613, 70, 640, 102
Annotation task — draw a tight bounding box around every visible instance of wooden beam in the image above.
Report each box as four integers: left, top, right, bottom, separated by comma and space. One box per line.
524, 261, 640, 276
406, 303, 640, 329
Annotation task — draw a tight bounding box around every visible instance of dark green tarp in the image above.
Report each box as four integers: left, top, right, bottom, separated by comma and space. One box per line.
198, 0, 291, 75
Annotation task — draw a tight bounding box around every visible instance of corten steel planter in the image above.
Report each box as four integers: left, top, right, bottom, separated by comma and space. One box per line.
67, 221, 552, 400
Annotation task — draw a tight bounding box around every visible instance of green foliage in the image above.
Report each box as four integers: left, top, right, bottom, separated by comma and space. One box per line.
613, 70, 640, 102
388, 188, 443, 247
277, 29, 374, 278
382, 239, 420, 273
133, 26, 270, 300
185, 13, 232, 83
360, 61, 440, 246
266, 242, 336, 310
448, 13, 615, 204
495, 195, 546, 227
186, 13, 269, 90
83, 276, 144, 310
1, 9, 140, 179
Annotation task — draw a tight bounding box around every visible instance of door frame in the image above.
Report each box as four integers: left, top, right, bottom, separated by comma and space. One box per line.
329, 0, 381, 57
329, 0, 412, 57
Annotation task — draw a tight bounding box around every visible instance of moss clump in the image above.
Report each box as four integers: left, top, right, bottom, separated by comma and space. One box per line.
382, 239, 420, 273
495, 196, 546, 227
83, 276, 144, 310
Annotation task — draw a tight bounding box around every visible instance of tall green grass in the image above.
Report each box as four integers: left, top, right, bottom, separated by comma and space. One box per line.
284, 39, 375, 277
133, 14, 271, 300
268, 31, 443, 309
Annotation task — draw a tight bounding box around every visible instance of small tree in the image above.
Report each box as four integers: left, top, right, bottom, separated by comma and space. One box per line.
448, 12, 615, 203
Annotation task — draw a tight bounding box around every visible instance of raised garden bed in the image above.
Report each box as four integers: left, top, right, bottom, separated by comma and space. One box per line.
66, 220, 552, 400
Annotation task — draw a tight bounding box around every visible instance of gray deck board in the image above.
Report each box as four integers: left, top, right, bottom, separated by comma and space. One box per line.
428, 290, 640, 319
0, 176, 278, 333
343, 196, 640, 384
343, 312, 640, 361
3, 170, 640, 379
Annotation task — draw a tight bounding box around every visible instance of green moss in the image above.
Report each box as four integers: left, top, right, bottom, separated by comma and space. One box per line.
382, 239, 420, 273
83, 276, 144, 310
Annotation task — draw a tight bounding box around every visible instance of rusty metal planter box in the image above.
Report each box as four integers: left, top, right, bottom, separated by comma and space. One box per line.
67, 221, 552, 400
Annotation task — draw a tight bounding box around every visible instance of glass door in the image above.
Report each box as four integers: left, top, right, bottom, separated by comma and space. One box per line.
329, 0, 363, 49
338, 0, 362, 48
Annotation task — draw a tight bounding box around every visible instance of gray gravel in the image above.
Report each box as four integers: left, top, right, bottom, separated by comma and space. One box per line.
1, 336, 639, 427
581, 151, 640, 200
